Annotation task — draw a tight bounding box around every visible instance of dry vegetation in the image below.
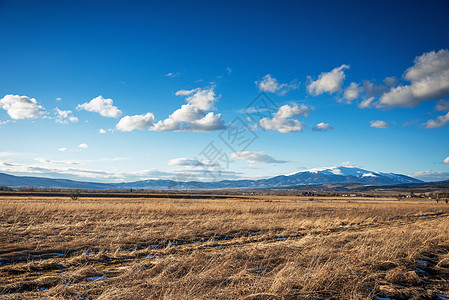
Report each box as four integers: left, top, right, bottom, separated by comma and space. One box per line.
1, 195, 449, 299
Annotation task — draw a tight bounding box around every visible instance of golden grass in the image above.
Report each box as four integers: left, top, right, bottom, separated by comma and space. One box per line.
1, 195, 448, 299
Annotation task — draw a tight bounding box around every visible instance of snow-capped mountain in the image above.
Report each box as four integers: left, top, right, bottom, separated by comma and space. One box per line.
0, 166, 422, 190
281, 166, 422, 186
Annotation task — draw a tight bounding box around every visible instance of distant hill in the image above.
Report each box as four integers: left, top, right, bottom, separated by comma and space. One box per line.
0, 166, 424, 190
0, 173, 113, 189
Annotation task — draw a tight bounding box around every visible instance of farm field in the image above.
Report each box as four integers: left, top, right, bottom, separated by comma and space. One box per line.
1, 195, 449, 299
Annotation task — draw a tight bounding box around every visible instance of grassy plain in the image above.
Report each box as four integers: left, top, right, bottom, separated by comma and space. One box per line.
1, 195, 449, 299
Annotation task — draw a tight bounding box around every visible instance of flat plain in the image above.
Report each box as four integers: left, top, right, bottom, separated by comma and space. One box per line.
1, 195, 449, 299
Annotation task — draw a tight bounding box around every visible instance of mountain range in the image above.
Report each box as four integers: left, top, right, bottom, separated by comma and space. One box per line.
0, 166, 423, 190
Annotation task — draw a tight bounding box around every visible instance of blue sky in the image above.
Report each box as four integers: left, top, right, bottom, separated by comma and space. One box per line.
1, 0, 449, 183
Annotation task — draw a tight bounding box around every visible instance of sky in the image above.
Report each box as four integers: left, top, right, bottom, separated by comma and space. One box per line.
1, 0, 449, 183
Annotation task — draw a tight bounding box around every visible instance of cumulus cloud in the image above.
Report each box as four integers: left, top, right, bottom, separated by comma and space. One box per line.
383, 76, 398, 87
55, 108, 78, 124
378, 49, 449, 108
260, 118, 306, 133
176, 88, 217, 110
182, 112, 225, 131
255, 74, 299, 95
422, 112, 449, 129
99, 129, 107, 134
312, 122, 334, 131
116, 113, 155, 132
259, 103, 311, 133
77, 95, 122, 118
370, 120, 389, 128
150, 88, 225, 132
78, 143, 88, 149
358, 97, 375, 109
307, 65, 349, 96
56, 97, 62, 101
168, 158, 216, 168
435, 99, 449, 111
363, 80, 388, 98
443, 157, 449, 164
230, 151, 288, 164
275, 103, 312, 118
58, 147, 67, 152
0, 94, 45, 119
342, 82, 362, 102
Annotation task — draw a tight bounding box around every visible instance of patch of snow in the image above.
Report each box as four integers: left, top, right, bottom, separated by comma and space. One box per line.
362, 172, 377, 177
330, 168, 343, 175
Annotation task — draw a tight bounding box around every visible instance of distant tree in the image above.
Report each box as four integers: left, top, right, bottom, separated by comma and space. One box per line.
68, 190, 81, 200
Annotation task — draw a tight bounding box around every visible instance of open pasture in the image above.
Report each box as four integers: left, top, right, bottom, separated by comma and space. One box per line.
1, 195, 448, 299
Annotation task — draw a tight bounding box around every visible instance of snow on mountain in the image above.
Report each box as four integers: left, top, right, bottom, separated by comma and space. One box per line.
285, 165, 421, 186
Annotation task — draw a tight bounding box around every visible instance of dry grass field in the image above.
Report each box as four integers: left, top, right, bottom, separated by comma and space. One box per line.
1, 195, 449, 299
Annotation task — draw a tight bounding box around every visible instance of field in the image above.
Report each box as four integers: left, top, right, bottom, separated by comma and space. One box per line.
1, 194, 449, 299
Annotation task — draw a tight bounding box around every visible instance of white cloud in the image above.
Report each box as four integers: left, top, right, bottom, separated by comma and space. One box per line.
275, 103, 312, 118
34, 158, 80, 165
422, 112, 449, 129
436, 100, 449, 111
58, 147, 67, 152
363, 80, 388, 98
0, 94, 45, 119
165, 72, 179, 78
78, 143, 89, 149
182, 112, 226, 132
56, 97, 62, 101
230, 151, 287, 164
358, 97, 375, 109
312, 122, 334, 131
55, 108, 78, 124
116, 113, 155, 132
260, 118, 305, 133
177, 88, 217, 110
383, 76, 397, 87
259, 103, 310, 133
255, 74, 299, 95
168, 158, 215, 168
443, 157, 449, 164
307, 65, 349, 96
342, 82, 362, 102
99, 129, 107, 134
411, 171, 449, 182
175, 89, 196, 96
151, 87, 225, 132
77, 95, 122, 118
370, 120, 389, 128
378, 49, 449, 108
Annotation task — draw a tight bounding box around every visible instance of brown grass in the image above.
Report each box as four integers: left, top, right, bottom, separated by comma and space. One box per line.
1, 195, 449, 299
